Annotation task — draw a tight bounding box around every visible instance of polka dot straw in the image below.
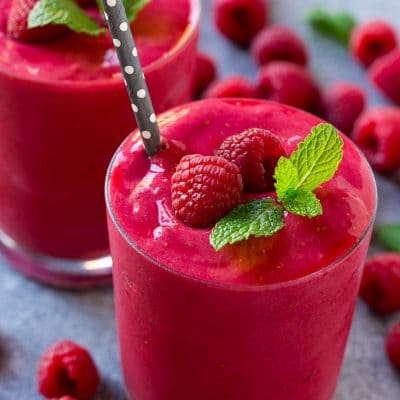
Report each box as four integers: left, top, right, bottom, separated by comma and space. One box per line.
102, 0, 161, 156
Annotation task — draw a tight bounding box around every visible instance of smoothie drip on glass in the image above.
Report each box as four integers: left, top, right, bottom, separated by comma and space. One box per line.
107, 99, 376, 399
0, 0, 199, 286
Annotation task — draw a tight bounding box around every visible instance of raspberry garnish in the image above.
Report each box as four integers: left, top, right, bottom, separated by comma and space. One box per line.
386, 322, 400, 370
48, 397, 77, 400
251, 25, 308, 67
171, 155, 243, 227
350, 20, 398, 67
351, 107, 400, 173
359, 253, 400, 314
193, 52, 217, 98
7, 0, 66, 42
217, 128, 286, 193
257, 61, 321, 113
321, 81, 366, 135
203, 75, 257, 99
369, 49, 400, 106
214, 0, 268, 46
37, 340, 100, 400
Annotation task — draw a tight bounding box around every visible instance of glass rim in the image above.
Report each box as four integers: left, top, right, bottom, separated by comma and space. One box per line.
105, 99, 378, 292
0, 0, 201, 88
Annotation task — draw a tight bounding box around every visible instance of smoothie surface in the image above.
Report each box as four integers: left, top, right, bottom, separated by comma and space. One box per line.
109, 99, 376, 286
0, 0, 191, 81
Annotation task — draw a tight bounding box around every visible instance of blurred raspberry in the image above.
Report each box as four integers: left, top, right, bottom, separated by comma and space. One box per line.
257, 61, 321, 112
203, 75, 257, 99
369, 49, 400, 105
352, 107, 400, 173
193, 52, 217, 97
214, 0, 268, 46
217, 128, 286, 192
360, 253, 400, 314
350, 20, 398, 67
37, 340, 100, 400
251, 25, 308, 66
171, 154, 243, 227
386, 322, 400, 370
321, 81, 366, 135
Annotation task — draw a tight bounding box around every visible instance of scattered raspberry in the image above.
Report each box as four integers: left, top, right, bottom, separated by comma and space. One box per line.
171, 155, 243, 227
321, 82, 366, 135
7, 0, 66, 42
48, 397, 77, 400
203, 75, 257, 99
350, 20, 398, 67
37, 340, 100, 400
214, 0, 268, 46
251, 25, 308, 67
359, 253, 400, 314
386, 322, 400, 370
352, 107, 400, 173
217, 128, 286, 192
75, 0, 96, 5
257, 61, 321, 112
193, 52, 217, 97
369, 49, 400, 105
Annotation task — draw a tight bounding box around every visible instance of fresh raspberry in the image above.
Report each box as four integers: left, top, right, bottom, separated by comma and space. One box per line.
203, 75, 257, 99
257, 61, 321, 112
75, 0, 96, 5
351, 107, 400, 173
386, 322, 400, 370
48, 397, 77, 400
359, 253, 400, 314
214, 0, 268, 46
369, 49, 400, 105
7, 0, 66, 42
217, 128, 286, 193
37, 340, 100, 400
171, 155, 243, 227
350, 20, 398, 68
193, 52, 217, 97
251, 25, 308, 67
321, 82, 366, 135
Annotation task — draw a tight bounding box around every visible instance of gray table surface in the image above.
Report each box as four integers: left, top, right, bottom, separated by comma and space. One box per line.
1, 0, 400, 398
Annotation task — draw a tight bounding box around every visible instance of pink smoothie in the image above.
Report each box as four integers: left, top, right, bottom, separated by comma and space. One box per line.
0, 0, 199, 262
107, 99, 376, 399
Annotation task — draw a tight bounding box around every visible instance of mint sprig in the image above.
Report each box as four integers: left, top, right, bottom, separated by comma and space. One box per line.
29, 0, 106, 36
210, 198, 285, 251
274, 123, 344, 217
376, 224, 400, 252
29, 0, 150, 36
307, 8, 357, 45
210, 123, 344, 251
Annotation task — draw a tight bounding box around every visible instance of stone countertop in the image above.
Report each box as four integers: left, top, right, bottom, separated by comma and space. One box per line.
1, 0, 400, 398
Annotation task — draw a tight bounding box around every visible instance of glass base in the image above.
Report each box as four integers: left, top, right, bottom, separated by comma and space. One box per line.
0, 229, 112, 289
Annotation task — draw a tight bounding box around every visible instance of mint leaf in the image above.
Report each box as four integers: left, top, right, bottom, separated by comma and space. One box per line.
274, 123, 343, 218
210, 198, 284, 251
291, 124, 344, 192
376, 224, 400, 252
307, 8, 356, 45
29, 0, 105, 36
97, 0, 150, 22
281, 189, 322, 218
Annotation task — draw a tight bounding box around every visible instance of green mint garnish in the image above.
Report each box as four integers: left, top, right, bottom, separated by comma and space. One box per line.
210, 198, 285, 251
274, 123, 344, 217
210, 123, 344, 251
29, 0, 105, 36
97, 0, 150, 22
376, 224, 400, 252
307, 8, 357, 45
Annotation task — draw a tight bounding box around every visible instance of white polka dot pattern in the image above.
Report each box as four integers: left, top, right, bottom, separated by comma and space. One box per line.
102, 0, 161, 156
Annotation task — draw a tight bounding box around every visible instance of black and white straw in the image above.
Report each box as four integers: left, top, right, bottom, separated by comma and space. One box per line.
102, 0, 161, 156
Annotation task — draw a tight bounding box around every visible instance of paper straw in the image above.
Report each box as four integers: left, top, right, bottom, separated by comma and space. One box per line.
102, 0, 161, 156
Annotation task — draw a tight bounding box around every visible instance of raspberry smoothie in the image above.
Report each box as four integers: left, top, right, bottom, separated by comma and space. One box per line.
0, 0, 199, 286
106, 99, 376, 400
